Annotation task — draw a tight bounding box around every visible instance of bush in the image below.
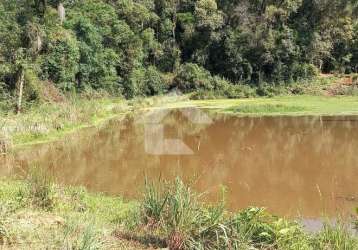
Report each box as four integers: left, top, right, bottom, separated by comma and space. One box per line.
126, 66, 167, 97
173, 63, 214, 93
292, 63, 319, 81
256, 83, 288, 97
142, 66, 167, 96
191, 76, 257, 100
191, 85, 256, 100
42, 30, 80, 91
0, 82, 13, 112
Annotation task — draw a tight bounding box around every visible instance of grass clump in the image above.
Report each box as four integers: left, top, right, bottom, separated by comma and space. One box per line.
136, 179, 233, 249
312, 222, 358, 250
123, 178, 358, 250
24, 166, 56, 210
61, 217, 104, 250
128, 180, 285, 249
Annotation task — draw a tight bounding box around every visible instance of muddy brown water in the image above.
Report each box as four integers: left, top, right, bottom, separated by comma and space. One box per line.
1, 108, 358, 219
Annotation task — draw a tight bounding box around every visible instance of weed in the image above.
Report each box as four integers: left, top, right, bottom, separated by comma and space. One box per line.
135, 179, 358, 250
0, 132, 11, 155
26, 166, 56, 210
313, 221, 358, 250
61, 217, 104, 250
142, 179, 168, 228
0, 205, 9, 245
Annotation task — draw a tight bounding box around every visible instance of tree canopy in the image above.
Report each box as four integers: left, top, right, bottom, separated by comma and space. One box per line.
0, 0, 357, 104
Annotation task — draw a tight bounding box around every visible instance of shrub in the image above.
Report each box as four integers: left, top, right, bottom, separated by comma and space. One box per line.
42, 29, 80, 91
173, 63, 214, 93
224, 84, 257, 99
142, 179, 168, 227
190, 76, 257, 100
126, 66, 166, 97
292, 63, 319, 81
0, 81, 16, 112
256, 83, 288, 97
141, 66, 167, 96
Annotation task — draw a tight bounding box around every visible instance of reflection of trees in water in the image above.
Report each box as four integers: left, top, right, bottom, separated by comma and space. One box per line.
198, 115, 358, 216
12, 111, 358, 217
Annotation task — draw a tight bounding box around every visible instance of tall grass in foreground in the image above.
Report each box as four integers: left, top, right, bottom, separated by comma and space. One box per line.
313, 222, 358, 250
23, 166, 56, 210
62, 217, 104, 250
128, 178, 358, 250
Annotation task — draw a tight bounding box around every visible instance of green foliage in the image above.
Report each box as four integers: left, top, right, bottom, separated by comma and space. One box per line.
135, 178, 358, 250
191, 77, 257, 99
0, 0, 357, 109
0, 177, 357, 249
42, 29, 80, 90
173, 63, 214, 92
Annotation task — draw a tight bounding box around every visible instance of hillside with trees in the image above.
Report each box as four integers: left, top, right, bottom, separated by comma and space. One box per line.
0, 0, 357, 110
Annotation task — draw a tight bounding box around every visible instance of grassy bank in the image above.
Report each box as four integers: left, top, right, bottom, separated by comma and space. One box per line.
0, 169, 138, 249
0, 95, 188, 151
0, 98, 127, 150
159, 95, 358, 116
2, 94, 358, 155
0, 173, 357, 250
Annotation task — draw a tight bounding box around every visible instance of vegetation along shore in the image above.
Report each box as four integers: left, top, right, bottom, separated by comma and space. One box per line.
0, 171, 357, 249
0, 0, 358, 249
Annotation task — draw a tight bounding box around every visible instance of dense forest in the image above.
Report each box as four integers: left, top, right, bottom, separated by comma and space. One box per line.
0, 0, 357, 108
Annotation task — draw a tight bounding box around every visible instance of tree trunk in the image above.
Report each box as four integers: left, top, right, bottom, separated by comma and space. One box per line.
58, 3, 65, 25
172, 0, 179, 40
16, 68, 25, 114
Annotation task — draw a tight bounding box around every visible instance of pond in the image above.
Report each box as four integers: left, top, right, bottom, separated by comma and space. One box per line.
3, 108, 358, 219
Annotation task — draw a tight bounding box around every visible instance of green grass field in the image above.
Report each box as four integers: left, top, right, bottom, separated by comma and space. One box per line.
160, 96, 358, 116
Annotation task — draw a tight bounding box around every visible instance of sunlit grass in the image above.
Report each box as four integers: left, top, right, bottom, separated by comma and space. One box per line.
160, 95, 358, 116
124, 178, 358, 250
0, 97, 135, 150
0, 175, 137, 249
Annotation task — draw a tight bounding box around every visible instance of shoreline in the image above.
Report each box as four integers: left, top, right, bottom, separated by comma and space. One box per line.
0, 177, 356, 249
2, 95, 358, 151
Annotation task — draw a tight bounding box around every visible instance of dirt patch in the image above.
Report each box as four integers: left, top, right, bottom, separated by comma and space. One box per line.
322, 75, 357, 96
0, 136, 12, 155
41, 82, 65, 103
11, 211, 65, 230
113, 230, 167, 250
